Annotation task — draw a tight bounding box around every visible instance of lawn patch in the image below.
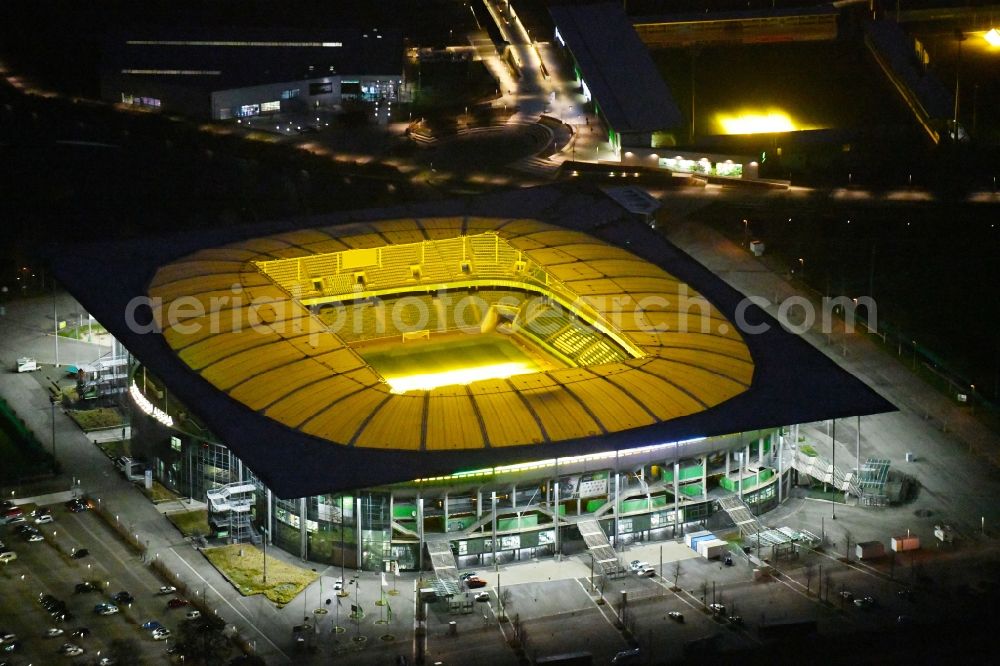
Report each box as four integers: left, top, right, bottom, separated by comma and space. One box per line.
68, 407, 124, 431
203, 544, 317, 604
167, 509, 210, 537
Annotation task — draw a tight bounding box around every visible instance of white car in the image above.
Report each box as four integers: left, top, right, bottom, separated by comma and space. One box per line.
152, 628, 172, 640
333, 578, 343, 591
637, 566, 656, 577
157, 586, 177, 595
45, 628, 65, 638
35, 514, 54, 525
629, 560, 649, 572
60, 643, 85, 657
0, 551, 17, 563
186, 610, 201, 620
27, 533, 44, 542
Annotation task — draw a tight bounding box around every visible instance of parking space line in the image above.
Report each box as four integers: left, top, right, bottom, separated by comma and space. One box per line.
573, 577, 625, 637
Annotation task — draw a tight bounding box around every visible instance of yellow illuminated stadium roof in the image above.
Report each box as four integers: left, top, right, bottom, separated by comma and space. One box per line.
148, 218, 754, 451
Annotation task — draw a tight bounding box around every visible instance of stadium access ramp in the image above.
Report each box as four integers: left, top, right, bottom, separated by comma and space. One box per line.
577, 519, 622, 576
425, 537, 463, 598
718, 495, 793, 550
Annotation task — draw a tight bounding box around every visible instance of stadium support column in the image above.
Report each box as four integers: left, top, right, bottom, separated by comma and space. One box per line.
418, 496, 425, 573
491, 491, 498, 569
299, 497, 308, 561
672, 461, 680, 538
554, 476, 560, 558
476, 489, 482, 521
356, 497, 363, 570
443, 492, 449, 534
701, 456, 707, 500
725, 449, 730, 479
777, 431, 784, 504
613, 451, 620, 549
856, 415, 862, 496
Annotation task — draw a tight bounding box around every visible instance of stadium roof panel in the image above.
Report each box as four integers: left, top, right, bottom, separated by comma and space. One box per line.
49, 185, 895, 497
146, 218, 752, 452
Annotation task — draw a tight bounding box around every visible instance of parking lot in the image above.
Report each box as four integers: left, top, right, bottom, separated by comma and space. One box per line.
0, 501, 194, 664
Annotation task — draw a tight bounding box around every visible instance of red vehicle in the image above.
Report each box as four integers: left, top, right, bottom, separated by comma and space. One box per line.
166, 598, 189, 609
464, 577, 487, 589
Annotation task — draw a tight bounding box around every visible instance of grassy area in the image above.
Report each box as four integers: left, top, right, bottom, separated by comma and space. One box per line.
167, 509, 210, 537
203, 544, 318, 605
142, 480, 178, 503
96, 439, 130, 460
57, 322, 108, 340
68, 407, 124, 431
799, 444, 818, 457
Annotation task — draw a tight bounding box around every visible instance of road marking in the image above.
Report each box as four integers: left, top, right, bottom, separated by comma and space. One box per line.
573, 577, 626, 640
170, 546, 289, 662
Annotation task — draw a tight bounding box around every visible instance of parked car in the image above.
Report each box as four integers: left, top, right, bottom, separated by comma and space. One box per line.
45, 628, 65, 638
141, 620, 164, 631
459, 572, 477, 581
34, 514, 54, 525
709, 603, 726, 616
94, 603, 119, 616
71, 548, 90, 559
186, 610, 201, 620
71, 628, 91, 638
75, 582, 98, 594
0, 641, 19, 654
333, 578, 343, 592
473, 592, 490, 602
0, 551, 16, 563
112, 591, 134, 605
27, 533, 44, 543
59, 642, 84, 657
156, 586, 177, 595
840, 590, 854, 602
668, 611, 684, 623
728, 615, 743, 626
637, 566, 656, 577
65, 499, 87, 513
629, 560, 649, 572
166, 598, 189, 609
464, 577, 487, 589
152, 628, 171, 641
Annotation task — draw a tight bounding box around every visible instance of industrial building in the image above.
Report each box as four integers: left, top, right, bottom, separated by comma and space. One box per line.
99, 26, 404, 119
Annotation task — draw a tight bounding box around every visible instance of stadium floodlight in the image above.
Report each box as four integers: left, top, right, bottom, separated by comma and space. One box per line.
385, 362, 534, 394
715, 110, 797, 135
985, 29, 1000, 47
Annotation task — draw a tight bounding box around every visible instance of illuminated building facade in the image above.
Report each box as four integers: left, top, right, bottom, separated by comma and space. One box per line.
100, 27, 404, 119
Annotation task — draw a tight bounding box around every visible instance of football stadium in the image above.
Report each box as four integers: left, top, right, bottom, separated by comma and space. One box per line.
51, 186, 893, 572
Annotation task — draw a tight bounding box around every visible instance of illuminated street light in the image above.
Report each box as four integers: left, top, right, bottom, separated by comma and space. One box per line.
984, 28, 1000, 47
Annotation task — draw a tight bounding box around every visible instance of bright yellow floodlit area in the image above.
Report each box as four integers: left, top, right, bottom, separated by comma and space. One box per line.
716, 110, 797, 135
385, 362, 536, 394
985, 28, 1000, 48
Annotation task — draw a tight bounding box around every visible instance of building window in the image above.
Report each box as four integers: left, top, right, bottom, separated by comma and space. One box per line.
260, 101, 281, 113
281, 88, 300, 100
236, 104, 260, 117
170, 436, 182, 452
309, 81, 334, 96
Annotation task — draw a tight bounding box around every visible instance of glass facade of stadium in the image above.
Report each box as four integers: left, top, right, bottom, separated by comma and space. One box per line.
129, 362, 796, 573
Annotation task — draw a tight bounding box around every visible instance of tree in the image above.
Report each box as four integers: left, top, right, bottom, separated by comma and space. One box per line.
672, 560, 682, 591
177, 613, 232, 666
804, 562, 815, 595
